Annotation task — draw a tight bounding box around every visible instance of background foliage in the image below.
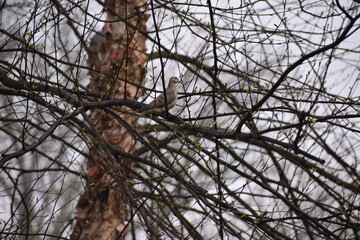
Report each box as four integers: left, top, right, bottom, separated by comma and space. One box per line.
1, 0, 360, 239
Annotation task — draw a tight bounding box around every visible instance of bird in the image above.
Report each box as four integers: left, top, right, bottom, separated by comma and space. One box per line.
137, 76, 180, 119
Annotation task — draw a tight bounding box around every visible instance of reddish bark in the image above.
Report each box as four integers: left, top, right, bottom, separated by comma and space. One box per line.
71, 0, 148, 239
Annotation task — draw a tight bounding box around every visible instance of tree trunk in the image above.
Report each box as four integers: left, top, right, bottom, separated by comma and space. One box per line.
71, 0, 148, 239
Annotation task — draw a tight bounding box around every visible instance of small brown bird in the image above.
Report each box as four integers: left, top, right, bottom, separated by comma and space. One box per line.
137, 76, 180, 119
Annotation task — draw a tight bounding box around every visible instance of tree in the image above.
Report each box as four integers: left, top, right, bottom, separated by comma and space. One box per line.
1, 0, 360, 239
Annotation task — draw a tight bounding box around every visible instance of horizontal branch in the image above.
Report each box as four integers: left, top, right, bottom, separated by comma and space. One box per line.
0, 107, 84, 167
0, 68, 325, 165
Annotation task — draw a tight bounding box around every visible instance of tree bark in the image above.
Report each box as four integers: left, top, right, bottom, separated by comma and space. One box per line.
71, 0, 148, 239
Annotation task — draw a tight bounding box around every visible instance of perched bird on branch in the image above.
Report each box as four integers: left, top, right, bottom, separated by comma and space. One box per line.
137, 76, 180, 119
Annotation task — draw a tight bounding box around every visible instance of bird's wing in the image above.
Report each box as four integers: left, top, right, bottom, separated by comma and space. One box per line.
152, 93, 166, 107
143, 89, 177, 110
